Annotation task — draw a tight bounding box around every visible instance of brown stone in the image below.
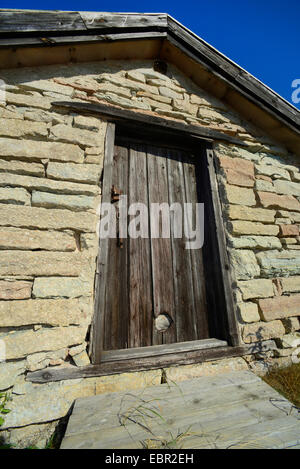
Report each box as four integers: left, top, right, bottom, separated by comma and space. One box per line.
218, 156, 255, 187
279, 224, 299, 237
258, 191, 300, 212
258, 294, 300, 321
0, 280, 32, 300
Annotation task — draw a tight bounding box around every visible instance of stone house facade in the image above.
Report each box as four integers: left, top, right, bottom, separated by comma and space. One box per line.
0, 10, 299, 447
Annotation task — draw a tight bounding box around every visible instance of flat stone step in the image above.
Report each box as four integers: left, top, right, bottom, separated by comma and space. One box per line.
61, 370, 300, 449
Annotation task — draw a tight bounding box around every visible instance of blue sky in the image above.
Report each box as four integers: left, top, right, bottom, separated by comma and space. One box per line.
1, 0, 299, 107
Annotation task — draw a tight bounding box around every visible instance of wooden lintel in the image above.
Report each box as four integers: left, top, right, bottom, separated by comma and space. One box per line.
26, 341, 276, 383
52, 100, 246, 146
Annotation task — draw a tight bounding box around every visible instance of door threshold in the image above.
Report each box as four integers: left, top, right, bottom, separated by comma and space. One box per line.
101, 338, 228, 363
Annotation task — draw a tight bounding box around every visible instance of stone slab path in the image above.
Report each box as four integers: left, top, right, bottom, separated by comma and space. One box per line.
61, 370, 300, 449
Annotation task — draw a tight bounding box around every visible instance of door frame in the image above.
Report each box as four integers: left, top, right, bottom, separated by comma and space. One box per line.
91, 119, 241, 365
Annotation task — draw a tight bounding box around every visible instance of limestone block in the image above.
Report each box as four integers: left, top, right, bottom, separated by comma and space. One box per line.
26, 349, 68, 372
237, 302, 260, 323
0, 280, 32, 300
256, 250, 300, 276
197, 107, 230, 124
281, 238, 298, 245
47, 162, 101, 185
165, 358, 248, 383
222, 185, 256, 206
8, 421, 58, 449
0, 298, 87, 327
228, 220, 279, 236
172, 99, 198, 116
19, 79, 74, 96
142, 97, 173, 111
0, 138, 84, 163
32, 191, 95, 212
0, 205, 96, 232
94, 92, 151, 111
0, 173, 98, 196
242, 320, 285, 344
0, 119, 47, 139
94, 370, 162, 394
190, 93, 228, 110
274, 180, 300, 197
5, 91, 52, 110
282, 317, 300, 334
226, 205, 276, 222
0, 361, 25, 391
159, 87, 183, 100
258, 294, 300, 321
0, 187, 30, 205
73, 115, 103, 132
1, 376, 95, 428
258, 191, 300, 212
238, 279, 274, 300
0, 251, 84, 276
24, 109, 72, 125
277, 211, 300, 222
0, 159, 45, 177
1, 326, 87, 360
72, 351, 90, 367
50, 124, 104, 148
255, 179, 275, 192
255, 164, 291, 180
228, 235, 281, 250
33, 277, 92, 299
0, 227, 76, 251
0, 108, 24, 119
229, 249, 260, 280
291, 172, 300, 183
136, 91, 171, 103
276, 333, 300, 349
280, 276, 300, 293
96, 82, 131, 98
97, 74, 159, 94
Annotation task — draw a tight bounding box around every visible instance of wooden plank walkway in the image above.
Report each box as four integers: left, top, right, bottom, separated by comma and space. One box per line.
61, 370, 300, 449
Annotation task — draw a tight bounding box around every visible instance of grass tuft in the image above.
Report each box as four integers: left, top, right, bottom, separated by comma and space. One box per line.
263, 362, 300, 408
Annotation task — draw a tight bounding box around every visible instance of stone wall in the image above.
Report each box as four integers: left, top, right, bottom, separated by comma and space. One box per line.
0, 59, 299, 447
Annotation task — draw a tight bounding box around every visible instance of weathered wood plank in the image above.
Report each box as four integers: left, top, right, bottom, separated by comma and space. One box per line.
0, 10, 86, 32
128, 144, 153, 348
147, 145, 176, 345
167, 151, 197, 342
27, 341, 276, 383
61, 370, 300, 449
52, 101, 246, 146
104, 144, 129, 350
80, 12, 168, 30
205, 147, 240, 345
101, 338, 227, 362
183, 154, 209, 340
91, 123, 115, 364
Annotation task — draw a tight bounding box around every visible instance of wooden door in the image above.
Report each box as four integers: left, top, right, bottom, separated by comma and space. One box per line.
95, 131, 210, 353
